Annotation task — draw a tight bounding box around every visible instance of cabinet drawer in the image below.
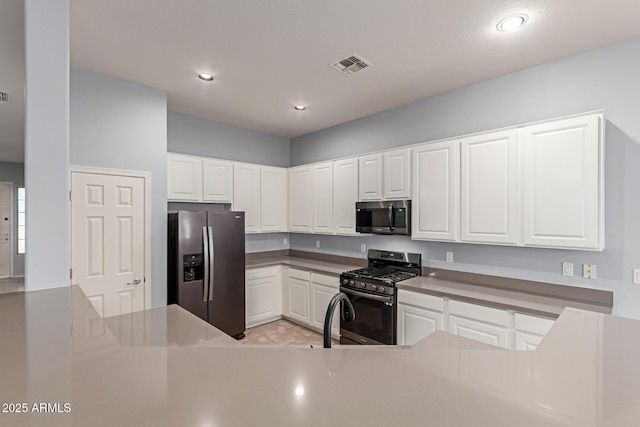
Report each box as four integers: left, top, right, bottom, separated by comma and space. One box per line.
288, 268, 310, 281
246, 266, 279, 281
449, 300, 508, 327
449, 315, 509, 349
310, 272, 339, 288
397, 290, 444, 312
514, 313, 554, 335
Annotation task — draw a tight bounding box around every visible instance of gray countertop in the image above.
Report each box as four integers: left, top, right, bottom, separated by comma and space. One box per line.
246, 255, 361, 276
0, 285, 638, 426
398, 275, 611, 318
247, 255, 612, 317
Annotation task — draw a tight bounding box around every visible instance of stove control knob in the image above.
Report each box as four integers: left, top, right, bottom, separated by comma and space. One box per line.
342, 278, 349, 285
360, 282, 367, 289
378, 288, 386, 294
372, 285, 378, 291
349, 280, 355, 286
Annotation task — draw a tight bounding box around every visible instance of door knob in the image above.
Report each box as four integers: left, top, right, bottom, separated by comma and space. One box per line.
126, 278, 141, 286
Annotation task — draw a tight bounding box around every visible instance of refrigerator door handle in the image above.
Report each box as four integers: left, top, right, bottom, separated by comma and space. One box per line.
208, 226, 215, 301
202, 226, 209, 302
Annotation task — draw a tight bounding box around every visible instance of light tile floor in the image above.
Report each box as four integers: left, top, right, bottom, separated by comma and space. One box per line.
0, 277, 24, 295
242, 318, 338, 347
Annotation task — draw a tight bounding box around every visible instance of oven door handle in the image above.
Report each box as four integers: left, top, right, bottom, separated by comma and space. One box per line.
340, 287, 393, 303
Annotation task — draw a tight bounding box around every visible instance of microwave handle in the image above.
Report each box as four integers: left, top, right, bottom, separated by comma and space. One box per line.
388, 205, 394, 231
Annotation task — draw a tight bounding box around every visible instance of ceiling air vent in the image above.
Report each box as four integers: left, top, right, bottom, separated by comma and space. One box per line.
0, 92, 9, 103
329, 54, 372, 76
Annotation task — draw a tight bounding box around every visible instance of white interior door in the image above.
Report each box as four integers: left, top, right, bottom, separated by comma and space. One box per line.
0, 183, 12, 278
71, 172, 146, 317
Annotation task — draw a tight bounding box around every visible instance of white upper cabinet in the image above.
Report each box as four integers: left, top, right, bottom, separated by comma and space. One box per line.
383, 148, 411, 199
167, 153, 201, 201
460, 130, 517, 244
260, 166, 287, 232
519, 114, 603, 250
289, 166, 312, 232
358, 153, 383, 200
202, 159, 233, 203
312, 162, 334, 234
233, 163, 261, 233
333, 157, 359, 235
412, 140, 460, 241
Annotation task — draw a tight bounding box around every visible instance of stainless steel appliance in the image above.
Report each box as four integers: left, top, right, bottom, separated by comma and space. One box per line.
168, 210, 246, 339
355, 200, 411, 235
339, 249, 421, 345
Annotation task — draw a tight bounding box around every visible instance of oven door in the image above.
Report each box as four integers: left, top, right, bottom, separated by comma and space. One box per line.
339, 286, 396, 345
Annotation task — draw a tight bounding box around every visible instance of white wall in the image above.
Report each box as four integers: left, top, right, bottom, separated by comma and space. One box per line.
70, 68, 168, 308
24, 0, 70, 291
290, 37, 640, 320
168, 112, 289, 167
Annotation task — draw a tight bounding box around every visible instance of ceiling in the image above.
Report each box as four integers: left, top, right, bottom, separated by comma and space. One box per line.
3, 1, 640, 164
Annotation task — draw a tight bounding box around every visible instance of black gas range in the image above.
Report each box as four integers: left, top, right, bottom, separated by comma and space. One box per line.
339, 249, 421, 345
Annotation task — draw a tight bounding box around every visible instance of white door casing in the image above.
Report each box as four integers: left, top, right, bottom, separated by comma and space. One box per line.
71, 169, 148, 317
0, 182, 12, 278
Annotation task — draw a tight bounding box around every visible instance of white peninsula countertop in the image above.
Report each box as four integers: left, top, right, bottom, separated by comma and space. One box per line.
1, 285, 638, 426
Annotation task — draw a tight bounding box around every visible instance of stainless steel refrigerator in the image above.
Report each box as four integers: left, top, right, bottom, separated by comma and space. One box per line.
168, 210, 245, 339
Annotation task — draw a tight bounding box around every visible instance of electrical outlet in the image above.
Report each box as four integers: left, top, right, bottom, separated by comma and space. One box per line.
315, 240, 320, 249
633, 269, 640, 284
360, 244, 366, 253
562, 262, 574, 276
446, 252, 453, 263
583, 264, 597, 279
283, 237, 288, 246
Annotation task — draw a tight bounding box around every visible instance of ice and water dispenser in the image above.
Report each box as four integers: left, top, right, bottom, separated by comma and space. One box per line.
183, 254, 203, 282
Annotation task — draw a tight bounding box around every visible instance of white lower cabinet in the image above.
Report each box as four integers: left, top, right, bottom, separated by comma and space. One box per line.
397, 290, 445, 345
448, 315, 510, 348
281, 268, 341, 338
309, 273, 340, 338
448, 300, 510, 349
513, 312, 555, 350
397, 292, 556, 350
245, 266, 282, 328
285, 268, 310, 324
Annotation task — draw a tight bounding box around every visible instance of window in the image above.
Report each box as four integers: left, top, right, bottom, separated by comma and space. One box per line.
17, 187, 25, 254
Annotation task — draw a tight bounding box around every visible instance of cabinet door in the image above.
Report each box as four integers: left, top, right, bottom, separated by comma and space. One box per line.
520, 114, 603, 250
245, 266, 282, 328
233, 163, 261, 233
333, 158, 358, 235
449, 315, 509, 349
383, 148, 410, 199
310, 283, 340, 337
412, 140, 460, 241
312, 162, 334, 233
358, 153, 383, 200
260, 167, 286, 232
287, 277, 309, 324
167, 153, 201, 201
460, 130, 517, 244
202, 159, 233, 202
397, 303, 444, 345
514, 331, 544, 351
289, 166, 312, 232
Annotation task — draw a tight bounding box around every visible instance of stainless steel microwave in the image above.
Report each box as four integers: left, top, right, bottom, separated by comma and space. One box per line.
355, 200, 411, 235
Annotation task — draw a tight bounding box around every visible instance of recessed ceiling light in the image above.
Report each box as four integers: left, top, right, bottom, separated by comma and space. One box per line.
497, 14, 528, 32
294, 105, 306, 111
197, 73, 214, 81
